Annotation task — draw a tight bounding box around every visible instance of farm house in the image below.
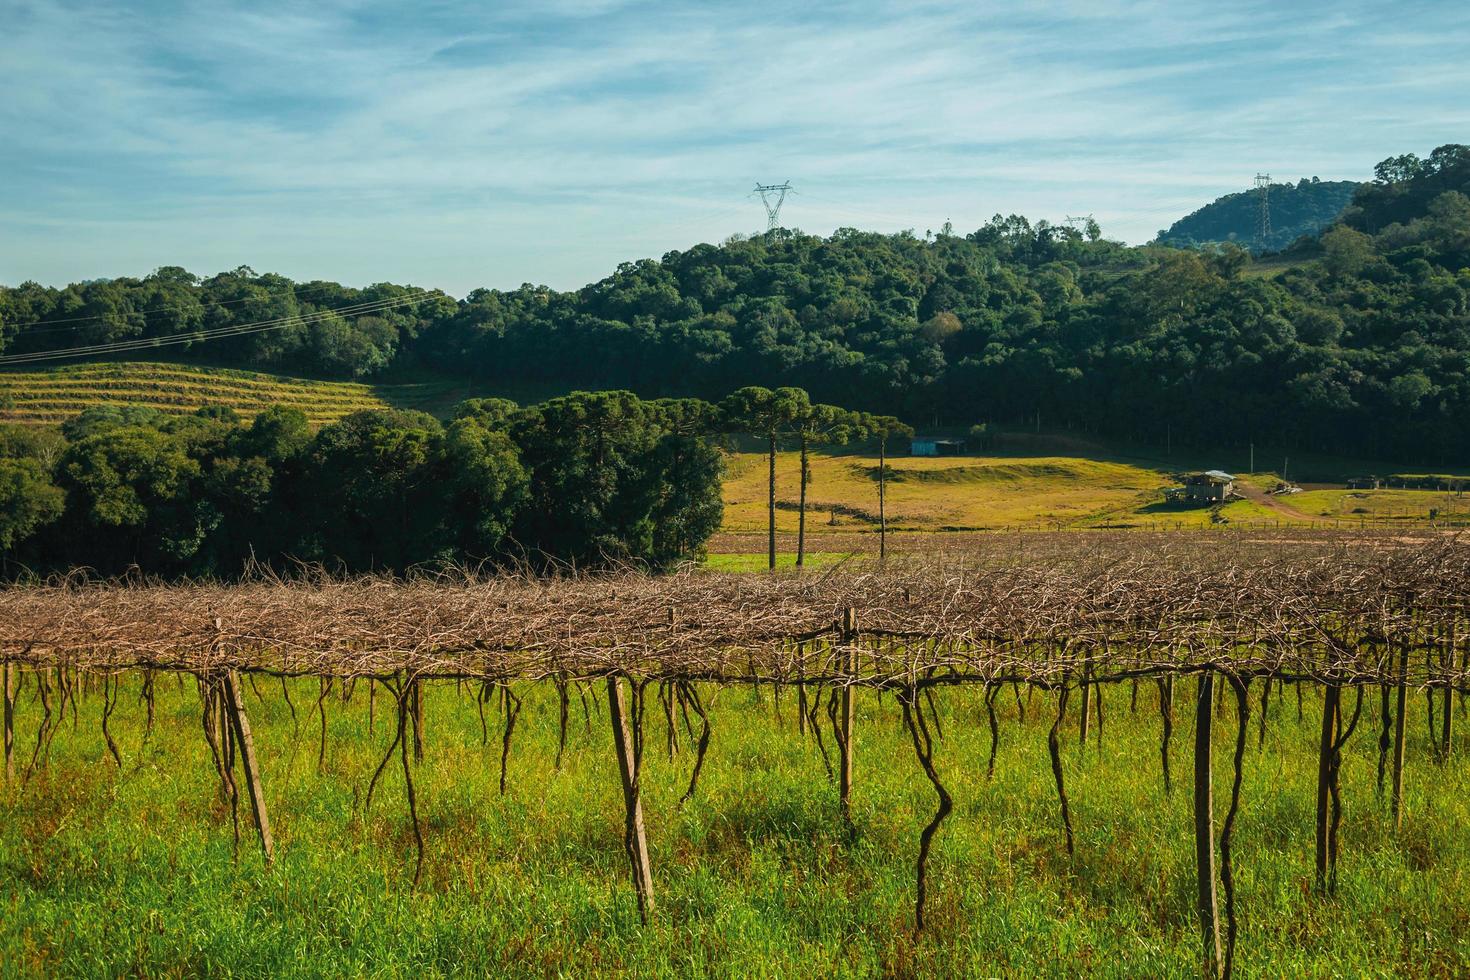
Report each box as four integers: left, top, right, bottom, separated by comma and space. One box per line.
910, 437, 965, 457
1164, 470, 1238, 503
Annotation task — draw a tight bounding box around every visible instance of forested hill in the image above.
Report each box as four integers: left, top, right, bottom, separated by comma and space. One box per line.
1156, 178, 1361, 252
4, 144, 1470, 463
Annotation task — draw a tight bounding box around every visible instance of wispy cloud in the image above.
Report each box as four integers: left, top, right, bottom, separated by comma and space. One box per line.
2, 0, 1468, 293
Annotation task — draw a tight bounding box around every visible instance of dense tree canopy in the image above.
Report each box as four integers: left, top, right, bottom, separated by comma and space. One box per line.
0, 391, 732, 578
4, 144, 1470, 463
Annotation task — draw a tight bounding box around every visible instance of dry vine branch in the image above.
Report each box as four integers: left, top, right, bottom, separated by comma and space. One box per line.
3, 531, 1470, 978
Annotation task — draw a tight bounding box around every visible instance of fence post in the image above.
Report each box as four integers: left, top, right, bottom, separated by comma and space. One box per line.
1315, 682, 1341, 891
1194, 670, 1222, 978
1079, 658, 1092, 746
3, 660, 14, 783
839, 607, 858, 825
412, 677, 425, 761
607, 674, 654, 922
1391, 640, 1410, 829
222, 669, 275, 865
1441, 618, 1456, 760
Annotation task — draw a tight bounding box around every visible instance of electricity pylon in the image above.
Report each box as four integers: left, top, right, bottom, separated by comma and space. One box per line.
753, 182, 792, 231
1254, 174, 1272, 247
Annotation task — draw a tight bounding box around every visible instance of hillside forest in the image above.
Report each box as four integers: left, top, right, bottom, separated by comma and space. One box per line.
3, 144, 1469, 468
1155, 177, 1360, 252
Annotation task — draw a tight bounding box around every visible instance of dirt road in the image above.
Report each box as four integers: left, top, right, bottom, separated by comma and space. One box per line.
1235, 484, 1333, 523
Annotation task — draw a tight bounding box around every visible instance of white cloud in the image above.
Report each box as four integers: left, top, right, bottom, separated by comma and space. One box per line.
1, 0, 1468, 293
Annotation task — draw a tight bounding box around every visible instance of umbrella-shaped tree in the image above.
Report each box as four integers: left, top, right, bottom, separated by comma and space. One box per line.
719, 386, 809, 571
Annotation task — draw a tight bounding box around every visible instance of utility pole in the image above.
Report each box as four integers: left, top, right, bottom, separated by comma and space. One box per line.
1249, 442, 1254, 474
1254, 174, 1272, 249
753, 182, 793, 232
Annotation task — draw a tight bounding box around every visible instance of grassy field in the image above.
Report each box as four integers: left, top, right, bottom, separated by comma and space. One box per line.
717, 443, 1470, 545
1291, 488, 1470, 523
3, 674, 1468, 976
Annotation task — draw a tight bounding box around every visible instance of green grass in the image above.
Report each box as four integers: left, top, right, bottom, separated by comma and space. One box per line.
1292, 488, 1470, 522
3, 674, 1469, 976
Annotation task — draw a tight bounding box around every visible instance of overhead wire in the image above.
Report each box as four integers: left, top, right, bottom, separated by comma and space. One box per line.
0, 292, 432, 366
3, 278, 432, 332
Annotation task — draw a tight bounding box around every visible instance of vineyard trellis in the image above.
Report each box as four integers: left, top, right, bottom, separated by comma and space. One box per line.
3, 531, 1469, 978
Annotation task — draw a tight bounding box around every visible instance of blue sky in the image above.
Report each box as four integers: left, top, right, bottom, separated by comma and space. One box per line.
3, 0, 1468, 296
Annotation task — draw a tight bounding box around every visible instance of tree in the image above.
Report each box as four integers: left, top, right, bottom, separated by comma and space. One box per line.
196, 406, 312, 573
55, 424, 210, 573
791, 402, 861, 567
646, 428, 724, 568
646, 398, 726, 565
305, 410, 449, 571
0, 458, 64, 568
506, 390, 723, 569
858, 415, 914, 561
442, 416, 527, 561
1321, 225, 1374, 278
920, 311, 963, 345
719, 386, 809, 570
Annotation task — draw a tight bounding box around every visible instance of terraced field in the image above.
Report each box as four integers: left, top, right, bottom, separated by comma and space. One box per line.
0, 361, 471, 425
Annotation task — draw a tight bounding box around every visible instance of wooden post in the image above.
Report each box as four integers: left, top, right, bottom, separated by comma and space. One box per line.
797, 441, 808, 567
412, 677, 424, 761
606, 675, 653, 921
1391, 642, 1410, 829
839, 607, 857, 824
1194, 671, 1222, 978
878, 438, 888, 562
1078, 663, 1092, 747
1441, 620, 1456, 760
3, 660, 14, 783
222, 670, 275, 865
767, 431, 777, 572
1315, 682, 1340, 892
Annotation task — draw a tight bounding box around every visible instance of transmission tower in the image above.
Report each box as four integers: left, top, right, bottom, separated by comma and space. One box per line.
753, 181, 792, 231
1065, 213, 1096, 238
1253, 173, 1272, 247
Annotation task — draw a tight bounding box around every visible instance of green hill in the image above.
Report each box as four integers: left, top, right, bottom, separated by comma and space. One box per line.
5, 144, 1470, 464
1157, 177, 1361, 252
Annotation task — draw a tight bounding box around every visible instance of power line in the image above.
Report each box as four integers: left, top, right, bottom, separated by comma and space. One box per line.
3, 279, 428, 332
753, 182, 792, 231
0, 292, 430, 366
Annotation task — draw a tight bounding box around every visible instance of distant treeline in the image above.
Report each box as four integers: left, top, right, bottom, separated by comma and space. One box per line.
3, 144, 1469, 462
1155, 177, 1361, 253
0, 386, 897, 579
